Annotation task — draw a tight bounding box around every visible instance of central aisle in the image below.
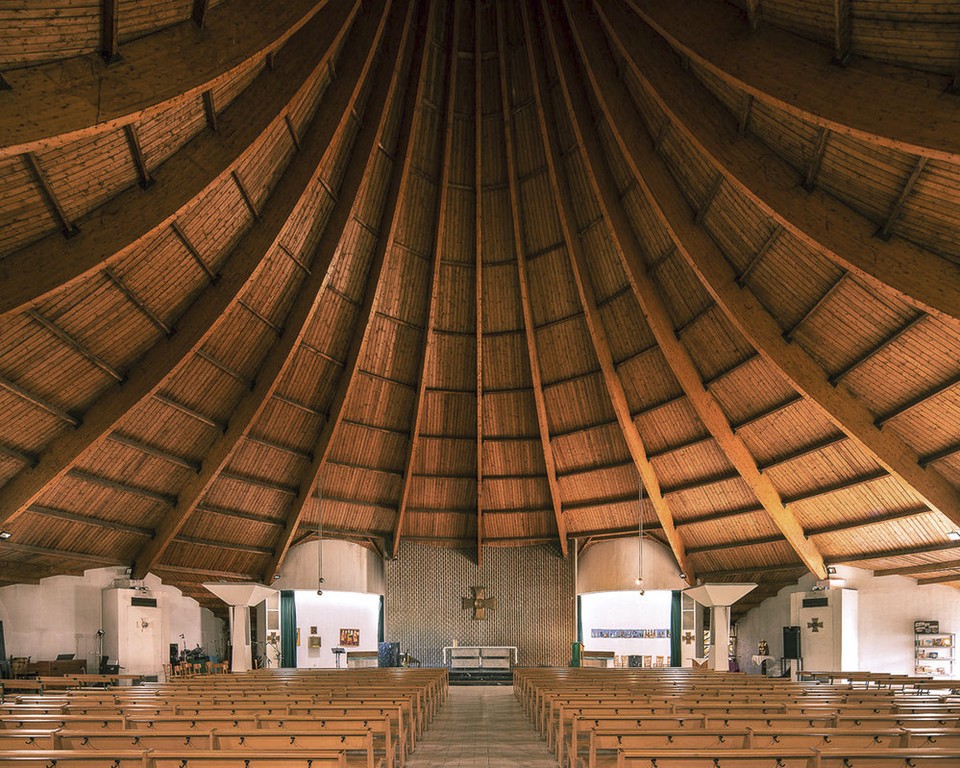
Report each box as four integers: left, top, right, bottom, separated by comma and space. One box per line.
407, 685, 557, 767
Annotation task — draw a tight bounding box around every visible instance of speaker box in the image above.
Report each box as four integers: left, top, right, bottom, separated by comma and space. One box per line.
169, 643, 179, 665
783, 625, 801, 660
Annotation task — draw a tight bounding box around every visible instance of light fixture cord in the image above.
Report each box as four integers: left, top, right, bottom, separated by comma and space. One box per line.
317, 484, 324, 587
638, 474, 645, 590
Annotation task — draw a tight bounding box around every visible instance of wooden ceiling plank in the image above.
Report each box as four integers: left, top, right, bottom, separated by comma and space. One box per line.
0, 377, 80, 427
496, 0, 568, 558
875, 373, 960, 428
877, 157, 928, 241
0, 0, 361, 318
262, 0, 426, 581
67, 468, 176, 505
598, 0, 960, 322
0, 6, 383, 536
552, 0, 827, 579
195, 503, 284, 528
583, 0, 960, 529
174, 535, 272, 556
921, 441, 960, 469
392, 0, 463, 558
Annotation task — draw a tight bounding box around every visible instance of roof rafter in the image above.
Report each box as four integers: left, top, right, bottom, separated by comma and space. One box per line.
585, 0, 960, 529
129, 2, 394, 580
392, 0, 461, 559
496, 0, 568, 558
263, 0, 426, 581
524, 0, 684, 573
556, 0, 825, 578
0, 8, 374, 536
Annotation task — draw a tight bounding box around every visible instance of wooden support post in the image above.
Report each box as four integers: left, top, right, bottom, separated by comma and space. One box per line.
877, 156, 927, 241
832, 0, 852, 66
26, 153, 79, 238
123, 124, 154, 189
100, 0, 121, 63
192, 0, 210, 28
803, 127, 829, 191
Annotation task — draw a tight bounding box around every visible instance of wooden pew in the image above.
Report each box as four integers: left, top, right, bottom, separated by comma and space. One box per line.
0, 749, 347, 767
616, 747, 960, 767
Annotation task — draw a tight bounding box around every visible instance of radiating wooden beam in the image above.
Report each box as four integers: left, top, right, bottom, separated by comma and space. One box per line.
587, 0, 960, 529
555, 0, 825, 578
475, 0, 485, 570
262, 0, 424, 581
100, 0, 121, 63
832, 0, 852, 66
393, 1, 460, 559
496, 0, 568, 558
0, 7, 377, 535
27, 309, 124, 382
875, 373, 960, 428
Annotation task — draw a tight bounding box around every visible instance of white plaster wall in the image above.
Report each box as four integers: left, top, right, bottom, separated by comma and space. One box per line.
274, 541, 384, 595
578, 538, 687, 593
292, 591, 381, 668
0, 567, 225, 675
580, 590, 673, 662
736, 566, 960, 676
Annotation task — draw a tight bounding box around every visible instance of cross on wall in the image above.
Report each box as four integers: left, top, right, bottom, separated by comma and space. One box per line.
807, 618, 824, 633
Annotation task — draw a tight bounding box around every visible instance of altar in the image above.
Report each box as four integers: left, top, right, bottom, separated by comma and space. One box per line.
442, 645, 518, 670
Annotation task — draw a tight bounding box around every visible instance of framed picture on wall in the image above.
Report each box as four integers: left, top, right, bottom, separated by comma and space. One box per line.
340, 628, 360, 647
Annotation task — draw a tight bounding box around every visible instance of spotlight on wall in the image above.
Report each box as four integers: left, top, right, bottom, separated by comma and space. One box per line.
948, 531, 960, 542
0, 531, 11, 540
678, 572, 686, 580
827, 566, 837, 575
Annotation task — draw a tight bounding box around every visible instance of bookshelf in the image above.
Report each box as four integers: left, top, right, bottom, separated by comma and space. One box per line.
915, 631, 954, 677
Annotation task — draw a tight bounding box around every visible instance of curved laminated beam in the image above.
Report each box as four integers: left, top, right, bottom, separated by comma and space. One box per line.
496, 0, 568, 558
0, 0, 363, 319
555, 0, 825, 578
391, 1, 461, 558
0, 0, 335, 156
521, 2, 684, 574
129, 3, 395, 579
0, 7, 384, 532
263, 0, 427, 581
595, 0, 960, 323
578, 1, 960, 527
624, 0, 960, 163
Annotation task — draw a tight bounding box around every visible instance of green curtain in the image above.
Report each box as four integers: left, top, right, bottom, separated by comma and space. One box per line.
280, 590, 297, 668
577, 595, 583, 643
670, 590, 682, 667
378, 596, 384, 643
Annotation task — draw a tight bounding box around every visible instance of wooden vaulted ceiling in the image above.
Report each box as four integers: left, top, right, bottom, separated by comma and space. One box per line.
0, 0, 958, 615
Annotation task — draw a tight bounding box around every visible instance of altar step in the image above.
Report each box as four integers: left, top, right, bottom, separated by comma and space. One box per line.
448, 668, 514, 686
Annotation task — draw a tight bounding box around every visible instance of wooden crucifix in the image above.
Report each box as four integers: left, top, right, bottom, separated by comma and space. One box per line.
461, 586, 497, 620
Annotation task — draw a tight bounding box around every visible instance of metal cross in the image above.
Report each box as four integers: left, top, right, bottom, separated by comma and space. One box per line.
807, 618, 824, 633
682, 631, 695, 645
461, 586, 497, 620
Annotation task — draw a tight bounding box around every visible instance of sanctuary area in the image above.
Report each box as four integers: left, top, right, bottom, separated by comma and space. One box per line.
1, 0, 959, 764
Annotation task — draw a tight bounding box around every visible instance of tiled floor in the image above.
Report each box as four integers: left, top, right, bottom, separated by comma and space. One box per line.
408, 685, 557, 767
